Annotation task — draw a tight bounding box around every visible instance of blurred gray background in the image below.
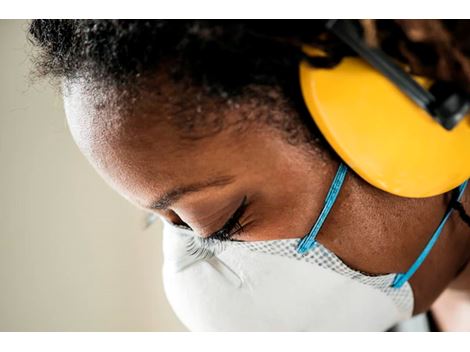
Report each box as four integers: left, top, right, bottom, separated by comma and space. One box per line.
0, 20, 186, 331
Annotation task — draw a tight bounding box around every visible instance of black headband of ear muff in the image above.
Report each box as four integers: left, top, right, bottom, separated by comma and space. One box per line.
326, 19, 470, 130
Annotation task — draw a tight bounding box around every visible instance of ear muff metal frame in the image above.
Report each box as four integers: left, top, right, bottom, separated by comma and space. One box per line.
326, 19, 470, 131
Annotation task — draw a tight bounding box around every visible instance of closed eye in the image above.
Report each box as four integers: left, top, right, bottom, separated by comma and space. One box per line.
172, 220, 192, 231
168, 196, 248, 242
202, 196, 248, 242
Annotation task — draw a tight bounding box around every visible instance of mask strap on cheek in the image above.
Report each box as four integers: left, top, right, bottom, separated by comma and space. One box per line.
296, 162, 348, 254
392, 179, 469, 289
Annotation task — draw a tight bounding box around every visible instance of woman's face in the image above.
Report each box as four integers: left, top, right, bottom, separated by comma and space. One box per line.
62, 75, 336, 244
62, 71, 470, 315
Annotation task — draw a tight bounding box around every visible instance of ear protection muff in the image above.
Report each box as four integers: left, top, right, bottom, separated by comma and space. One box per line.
300, 20, 470, 198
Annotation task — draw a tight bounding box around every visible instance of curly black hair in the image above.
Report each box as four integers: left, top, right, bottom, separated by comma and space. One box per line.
28, 20, 345, 148
28, 20, 470, 92
28, 20, 333, 91
27, 20, 470, 139
28, 20, 470, 226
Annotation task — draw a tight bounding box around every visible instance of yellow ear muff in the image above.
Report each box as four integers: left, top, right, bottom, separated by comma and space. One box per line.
300, 48, 470, 198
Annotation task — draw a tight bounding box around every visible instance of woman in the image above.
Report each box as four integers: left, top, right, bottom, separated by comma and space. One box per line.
28, 20, 470, 331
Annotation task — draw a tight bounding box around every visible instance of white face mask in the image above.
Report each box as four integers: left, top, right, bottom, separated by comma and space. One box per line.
160, 163, 468, 331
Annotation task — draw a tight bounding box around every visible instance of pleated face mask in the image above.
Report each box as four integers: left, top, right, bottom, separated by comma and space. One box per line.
161, 163, 468, 332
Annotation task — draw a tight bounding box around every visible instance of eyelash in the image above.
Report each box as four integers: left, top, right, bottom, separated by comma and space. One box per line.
177, 196, 248, 243
206, 196, 248, 242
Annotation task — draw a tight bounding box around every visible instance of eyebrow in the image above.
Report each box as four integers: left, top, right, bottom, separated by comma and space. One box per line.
148, 175, 236, 210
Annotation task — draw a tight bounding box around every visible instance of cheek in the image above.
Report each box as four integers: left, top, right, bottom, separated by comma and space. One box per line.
244, 192, 314, 241
238, 164, 329, 241
215, 139, 334, 242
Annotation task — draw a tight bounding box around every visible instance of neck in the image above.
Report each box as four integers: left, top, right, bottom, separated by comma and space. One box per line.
344, 172, 470, 313
447, 186, 470, 290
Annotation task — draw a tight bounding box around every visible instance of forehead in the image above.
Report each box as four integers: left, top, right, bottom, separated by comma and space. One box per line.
61, 77, 265, 209
62, 72, 250, 144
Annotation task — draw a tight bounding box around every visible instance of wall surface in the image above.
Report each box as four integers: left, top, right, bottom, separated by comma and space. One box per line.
0, 20, 186, 331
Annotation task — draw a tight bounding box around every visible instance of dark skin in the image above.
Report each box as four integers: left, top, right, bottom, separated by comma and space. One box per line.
63, 68, 470, 319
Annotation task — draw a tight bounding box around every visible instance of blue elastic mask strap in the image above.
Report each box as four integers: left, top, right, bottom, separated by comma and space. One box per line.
296, 162, 348, 254
392, 179, 469, 288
